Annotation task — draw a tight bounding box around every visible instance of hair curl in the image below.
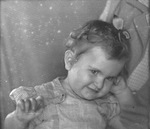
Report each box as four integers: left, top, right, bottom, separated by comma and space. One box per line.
65, 20, 131, 79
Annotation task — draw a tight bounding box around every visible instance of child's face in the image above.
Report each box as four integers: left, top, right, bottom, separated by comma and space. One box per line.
65, 46, 125, 100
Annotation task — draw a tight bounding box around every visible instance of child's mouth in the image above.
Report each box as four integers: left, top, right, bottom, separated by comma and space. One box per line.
88, 85, 99, 93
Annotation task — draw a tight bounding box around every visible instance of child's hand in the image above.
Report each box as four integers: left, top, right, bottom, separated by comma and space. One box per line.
111, 77, 127, 95
14, 96, 44, 124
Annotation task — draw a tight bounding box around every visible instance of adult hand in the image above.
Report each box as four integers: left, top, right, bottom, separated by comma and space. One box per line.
14, 96, 44, 124
111, 77, 128, 95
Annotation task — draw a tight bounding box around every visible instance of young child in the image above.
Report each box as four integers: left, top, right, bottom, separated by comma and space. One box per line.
4, 20, 136, 129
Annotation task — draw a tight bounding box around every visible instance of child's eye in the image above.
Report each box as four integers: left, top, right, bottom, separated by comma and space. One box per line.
91, 70, 99, 75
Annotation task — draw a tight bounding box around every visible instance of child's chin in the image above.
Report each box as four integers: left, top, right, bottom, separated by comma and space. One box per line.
82, 94, 97, 100
81, 90, 99, 100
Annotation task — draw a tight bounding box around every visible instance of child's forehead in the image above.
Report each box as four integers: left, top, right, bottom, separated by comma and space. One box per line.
75, 40, 103, 56
81, 46, 107, 60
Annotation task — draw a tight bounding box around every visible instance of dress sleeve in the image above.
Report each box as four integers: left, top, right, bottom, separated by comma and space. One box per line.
9, 80, 66, 105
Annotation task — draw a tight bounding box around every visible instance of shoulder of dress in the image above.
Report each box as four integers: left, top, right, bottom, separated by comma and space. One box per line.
43, 77, 66, 104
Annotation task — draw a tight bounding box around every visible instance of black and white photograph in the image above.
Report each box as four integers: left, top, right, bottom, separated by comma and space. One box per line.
1, 0, 150, 129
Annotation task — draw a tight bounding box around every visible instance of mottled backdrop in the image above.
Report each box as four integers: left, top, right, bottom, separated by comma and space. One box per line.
1, 0, 149, 128
1, 0, 106, 128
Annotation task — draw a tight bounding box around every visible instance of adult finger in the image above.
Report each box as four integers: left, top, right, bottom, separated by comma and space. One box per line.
36, 96, 44, 110
24, 99, 31, 113
30, 98, 37, 111
16, 99, 25, 112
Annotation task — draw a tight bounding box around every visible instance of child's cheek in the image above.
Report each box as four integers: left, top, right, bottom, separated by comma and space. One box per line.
82, 72, 93, 83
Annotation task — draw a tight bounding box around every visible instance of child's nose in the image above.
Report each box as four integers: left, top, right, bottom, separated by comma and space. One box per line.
94, 77, 104, 90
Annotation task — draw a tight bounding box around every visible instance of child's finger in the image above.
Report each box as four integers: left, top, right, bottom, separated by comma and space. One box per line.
29, 98, 37, 111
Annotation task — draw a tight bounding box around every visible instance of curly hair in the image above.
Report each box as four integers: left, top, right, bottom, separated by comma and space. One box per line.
65, 20, 131, 79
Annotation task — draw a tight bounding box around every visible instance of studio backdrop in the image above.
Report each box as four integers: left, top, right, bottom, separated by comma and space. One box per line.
1, 0, 149, 129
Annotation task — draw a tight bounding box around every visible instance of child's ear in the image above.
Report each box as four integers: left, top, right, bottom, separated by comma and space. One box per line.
64, 50, 76, 70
